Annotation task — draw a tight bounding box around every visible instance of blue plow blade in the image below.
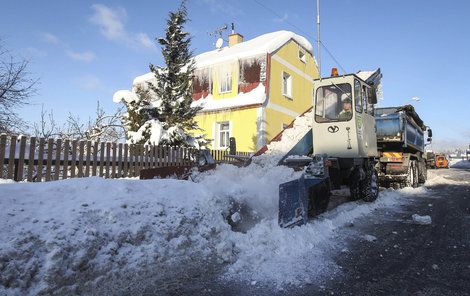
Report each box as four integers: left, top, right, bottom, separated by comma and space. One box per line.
278, 129, 313, 165
278, 175, 327, 228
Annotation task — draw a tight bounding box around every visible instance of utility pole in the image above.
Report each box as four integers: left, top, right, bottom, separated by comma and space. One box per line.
316, 0, 321, 77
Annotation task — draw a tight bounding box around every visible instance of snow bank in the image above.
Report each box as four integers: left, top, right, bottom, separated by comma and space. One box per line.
1, 157, 465, 294
450, 159, 470, 169
253, 109, 313, 166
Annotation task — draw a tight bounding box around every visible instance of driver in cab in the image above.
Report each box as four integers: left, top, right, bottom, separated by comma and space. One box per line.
338, 94, 353, 120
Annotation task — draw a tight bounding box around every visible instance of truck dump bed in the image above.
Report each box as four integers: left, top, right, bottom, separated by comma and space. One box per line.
375, 105, 426, 153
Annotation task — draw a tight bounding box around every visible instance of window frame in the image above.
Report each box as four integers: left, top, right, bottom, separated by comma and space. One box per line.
298, 49, 307, 63
282, 71, 292, 99
354, 79, 363, 113
215, 121, 231, 149
219, 70, 232, 94
314, 83, 353, 123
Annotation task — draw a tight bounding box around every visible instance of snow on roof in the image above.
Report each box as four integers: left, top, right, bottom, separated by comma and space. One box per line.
191, 83, 266, 112
194, 30, 313, 68
356, 71, 375, 82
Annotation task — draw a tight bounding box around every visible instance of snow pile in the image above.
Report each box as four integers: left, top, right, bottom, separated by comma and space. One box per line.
191, 83, 266, 112
254, 109, 313, 166
112, 90, 138, 104
411, 214, 432, 225
1, 159, 464, 294
450, 159, 470, 169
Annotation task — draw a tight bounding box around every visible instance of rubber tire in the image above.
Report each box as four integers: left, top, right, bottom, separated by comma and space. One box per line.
362, 165, 379, 202
349, 168, 362, 201
418, 161, 427, 184
404, 160, 418, 188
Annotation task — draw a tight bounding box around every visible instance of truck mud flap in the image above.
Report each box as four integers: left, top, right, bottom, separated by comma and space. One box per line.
278, 176, 328, 228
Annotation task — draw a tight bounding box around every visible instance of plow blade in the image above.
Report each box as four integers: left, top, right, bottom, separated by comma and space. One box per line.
278, 176, 328, 228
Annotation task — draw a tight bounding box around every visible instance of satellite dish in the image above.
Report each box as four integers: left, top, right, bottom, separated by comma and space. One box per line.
215, 38, 224, 49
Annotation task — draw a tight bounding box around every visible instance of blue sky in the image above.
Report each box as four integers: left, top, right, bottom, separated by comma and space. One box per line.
1, 0, 469, 150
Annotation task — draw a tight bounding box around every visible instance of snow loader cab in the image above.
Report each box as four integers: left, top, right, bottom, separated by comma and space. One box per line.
279, 71, 381, 228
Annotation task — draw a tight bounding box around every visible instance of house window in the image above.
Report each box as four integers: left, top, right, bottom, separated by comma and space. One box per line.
216, 122, 230, 149
299, 50, 307, 63
282, 72, 292, 98
219, 70, 232, 93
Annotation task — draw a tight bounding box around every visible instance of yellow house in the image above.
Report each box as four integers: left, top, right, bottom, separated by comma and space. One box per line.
133, 30, 320, 152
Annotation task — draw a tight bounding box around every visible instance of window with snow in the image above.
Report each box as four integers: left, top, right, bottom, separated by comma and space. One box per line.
216, 122, 230, 149
282, 72, 292, 98
219, 69, 232, 94
299, 50, 307, 63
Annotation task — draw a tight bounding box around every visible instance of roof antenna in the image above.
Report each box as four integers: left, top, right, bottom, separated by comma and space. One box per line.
208, 24, 228, 49
316, 0, 321, 78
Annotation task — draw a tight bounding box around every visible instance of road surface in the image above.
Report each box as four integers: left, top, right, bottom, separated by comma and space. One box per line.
82, 168, 470, 296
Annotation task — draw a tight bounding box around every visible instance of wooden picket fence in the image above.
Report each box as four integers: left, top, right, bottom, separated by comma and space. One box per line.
0, 134, 251, 182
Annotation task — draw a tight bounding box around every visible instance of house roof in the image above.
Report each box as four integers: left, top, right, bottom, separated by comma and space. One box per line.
194, 30, 313, 68
133, 30, 313, 86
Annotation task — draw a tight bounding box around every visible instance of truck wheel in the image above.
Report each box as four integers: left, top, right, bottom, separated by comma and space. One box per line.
362, 165, 379, 202
404, 160, 419, 188
418, 161, 427, 184
349, 168, 362, 201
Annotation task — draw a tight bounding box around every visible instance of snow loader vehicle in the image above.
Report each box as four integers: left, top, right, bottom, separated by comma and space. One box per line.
279, 69, 381, 228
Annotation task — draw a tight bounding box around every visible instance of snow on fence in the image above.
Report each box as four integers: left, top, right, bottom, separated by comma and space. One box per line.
0, 134, 251, 182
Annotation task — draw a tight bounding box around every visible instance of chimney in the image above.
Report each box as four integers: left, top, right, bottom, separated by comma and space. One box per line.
228, 33, 244, 47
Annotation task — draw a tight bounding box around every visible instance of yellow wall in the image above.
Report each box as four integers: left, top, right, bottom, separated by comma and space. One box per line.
263, 39, 320, 141
211, 62, 239, 99
268, 39, 319, 114
194, 107, 259, 152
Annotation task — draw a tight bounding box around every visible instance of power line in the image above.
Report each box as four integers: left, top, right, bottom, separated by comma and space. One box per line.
251, 0, 347, 74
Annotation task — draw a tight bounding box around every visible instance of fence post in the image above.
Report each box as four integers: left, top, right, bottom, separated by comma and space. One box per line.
54, 139, 62, 180
77, 141, 85, 178
92, 141, 98, 177
0, 134, 6, 179
85, 141, 91, 177
27, 137, 36, 182
111, 142, 117, 178
99, 142, 105, 177
7, 135, 17, 180
15, 136, 27, 181
70, 140, 77, 178
105, 142, 111, 178
45, 138, 54, 182
123, 143, 129, 178
63, 140, 70, 180
117, 143, 123, 178
37, 138, 45, 182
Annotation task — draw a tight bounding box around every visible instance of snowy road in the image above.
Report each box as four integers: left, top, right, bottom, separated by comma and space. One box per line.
93, 168, 470, 296
1, 163, 469, 295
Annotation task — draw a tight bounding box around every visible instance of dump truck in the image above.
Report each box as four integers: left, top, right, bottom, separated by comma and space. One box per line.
375, 105, 432, 188
434, 154, 449, 169
278, 68, 432, 228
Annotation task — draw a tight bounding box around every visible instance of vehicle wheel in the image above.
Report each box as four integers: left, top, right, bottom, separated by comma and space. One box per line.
418, 161, 427, 184
349, 168, 362, 201
362, 164, 379, 202
404, 160, 418, 188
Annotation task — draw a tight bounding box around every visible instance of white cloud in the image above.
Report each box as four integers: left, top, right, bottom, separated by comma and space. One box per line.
75, 75, 103, 91
89, 4, 156, 50
40, 32, 59, 44
66, 50, 96, 62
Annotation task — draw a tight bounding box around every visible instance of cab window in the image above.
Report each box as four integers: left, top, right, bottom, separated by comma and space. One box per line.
354, 80, 362, 113
315, 83, 353, 123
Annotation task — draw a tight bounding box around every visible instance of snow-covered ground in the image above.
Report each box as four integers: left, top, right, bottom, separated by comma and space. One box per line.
450, 159, 470, 169
0, 163, 465, 295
